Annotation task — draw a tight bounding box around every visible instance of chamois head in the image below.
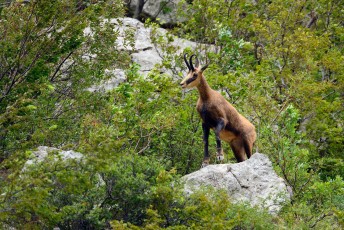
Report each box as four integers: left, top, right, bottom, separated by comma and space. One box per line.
180, 54, 209, 89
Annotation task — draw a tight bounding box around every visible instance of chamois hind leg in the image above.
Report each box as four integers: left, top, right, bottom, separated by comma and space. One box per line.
243, 138, 253, 159
243, 131, 256, 159
230, 137, 247, 162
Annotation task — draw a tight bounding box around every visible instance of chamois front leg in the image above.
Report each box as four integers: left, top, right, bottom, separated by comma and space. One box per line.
202, 123, 210, 167
214, 120, 225, 162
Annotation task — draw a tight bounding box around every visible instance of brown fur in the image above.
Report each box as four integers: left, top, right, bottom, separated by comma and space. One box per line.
181, 55, 256, 165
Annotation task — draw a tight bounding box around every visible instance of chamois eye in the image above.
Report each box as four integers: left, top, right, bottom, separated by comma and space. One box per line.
193, 73, 198, 78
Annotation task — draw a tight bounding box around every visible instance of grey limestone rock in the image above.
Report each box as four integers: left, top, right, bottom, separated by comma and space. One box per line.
182, 153, 291, 214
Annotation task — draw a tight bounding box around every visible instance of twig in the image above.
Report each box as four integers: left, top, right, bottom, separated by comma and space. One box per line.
309, 212, 333, 228
270, 97, 290, 125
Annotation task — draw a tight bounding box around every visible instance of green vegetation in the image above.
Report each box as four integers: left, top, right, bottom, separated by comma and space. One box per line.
0, 0, 343, 229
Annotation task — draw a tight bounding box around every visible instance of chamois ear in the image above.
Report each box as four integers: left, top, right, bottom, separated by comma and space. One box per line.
201, 63, 209, 72
194, 56, 200, 68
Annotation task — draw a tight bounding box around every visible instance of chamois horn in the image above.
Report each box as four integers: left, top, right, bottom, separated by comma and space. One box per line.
184, 53, 191, 70
189, 54, 200, 71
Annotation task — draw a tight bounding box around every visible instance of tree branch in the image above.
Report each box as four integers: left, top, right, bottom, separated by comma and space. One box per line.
309, 212, 333, 228
50, 51, 74, 82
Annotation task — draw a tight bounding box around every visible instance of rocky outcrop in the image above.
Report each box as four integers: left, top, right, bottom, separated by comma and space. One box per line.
88, 17, 202, 91
115, 17, 199, 73
182, 153, 291, 214
128, 0, 183, 25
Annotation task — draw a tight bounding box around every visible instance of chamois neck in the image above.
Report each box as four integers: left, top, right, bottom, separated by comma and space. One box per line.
197, 75, 212, 101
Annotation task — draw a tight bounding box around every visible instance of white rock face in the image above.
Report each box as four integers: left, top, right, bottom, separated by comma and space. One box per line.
182, 153, 291, 214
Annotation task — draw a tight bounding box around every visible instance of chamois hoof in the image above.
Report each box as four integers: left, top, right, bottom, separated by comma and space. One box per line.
216, 154, 224, 161
201, 158, 210, 168
201, 162, 209, 168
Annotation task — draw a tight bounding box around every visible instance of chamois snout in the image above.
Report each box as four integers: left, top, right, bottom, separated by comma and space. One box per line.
180, 82, 187, 88
180, 72, 200, 89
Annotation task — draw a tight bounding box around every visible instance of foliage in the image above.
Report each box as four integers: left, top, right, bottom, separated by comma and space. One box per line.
0, 148, 105, 229
0, 0, 128, 160
101, 154, 167, 226
78, 62, 205, 174
111, 188, 279, 230
0, 0, 343, 229
172, 0, 344, 228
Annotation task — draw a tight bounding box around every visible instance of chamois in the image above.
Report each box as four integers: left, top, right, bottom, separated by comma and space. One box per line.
180, 54, 256, 167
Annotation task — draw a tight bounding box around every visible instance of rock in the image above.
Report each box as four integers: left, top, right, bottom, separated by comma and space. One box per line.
23, 147, 106, 188
87, 17, 213, 91
128, 0, 183, 25
25, 146, 83, 166
114, 17, 198, 69
87, 69, 126, 92
182, 153, 291, 214
131, 49, 162, 72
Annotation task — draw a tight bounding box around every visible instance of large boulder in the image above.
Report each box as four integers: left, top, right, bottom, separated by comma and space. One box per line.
182, 153, 291, 214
